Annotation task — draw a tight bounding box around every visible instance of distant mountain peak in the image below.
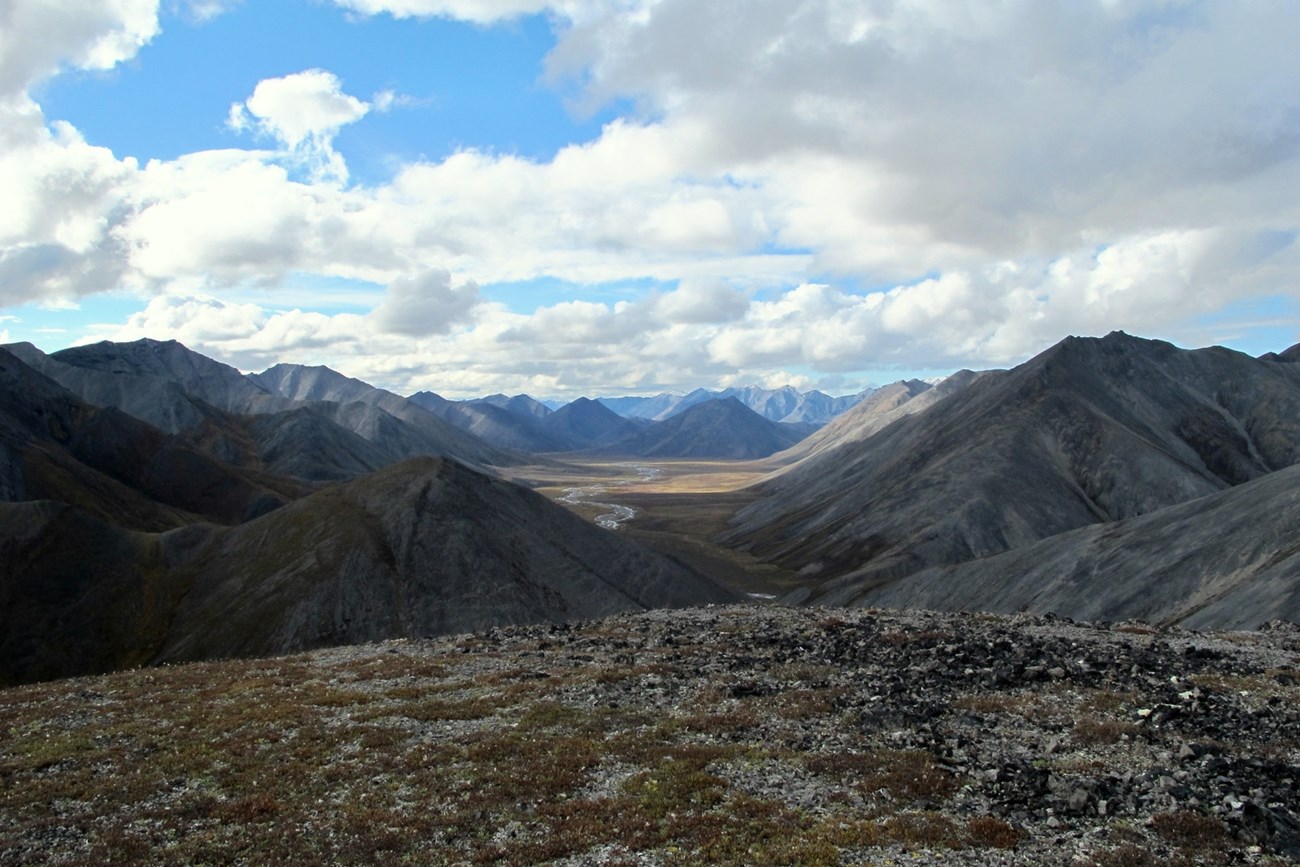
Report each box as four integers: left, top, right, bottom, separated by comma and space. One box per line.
595, 384, 868, 425
600, 396, 815, 459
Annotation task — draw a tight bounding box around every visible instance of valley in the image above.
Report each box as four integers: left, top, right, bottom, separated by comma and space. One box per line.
5, 330, 1300, 685
7, 9, 1298, 864
4, 331, 1300, 864
505, 457, 800, 598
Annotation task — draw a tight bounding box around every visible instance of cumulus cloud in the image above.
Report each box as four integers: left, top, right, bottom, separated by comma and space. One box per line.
230, 69, 369, 149
7, 1, 1300, 393
85, 226, 1273, 399
371, 269, 481, 335
0, 0, 159, 103
228, 69, 372, 181
0, 111, 138, 305
545, 0, 1300, 270
91, 293, 369, 371
653, 278, 749, 324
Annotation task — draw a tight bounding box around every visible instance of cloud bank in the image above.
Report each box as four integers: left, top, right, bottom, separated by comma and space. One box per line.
3, 0, 1300, 396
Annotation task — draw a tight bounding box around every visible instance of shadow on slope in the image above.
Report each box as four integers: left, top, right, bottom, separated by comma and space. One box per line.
0, 458, 736, 685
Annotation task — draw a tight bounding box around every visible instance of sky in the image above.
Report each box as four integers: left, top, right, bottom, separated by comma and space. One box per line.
1, 0, 1299, 398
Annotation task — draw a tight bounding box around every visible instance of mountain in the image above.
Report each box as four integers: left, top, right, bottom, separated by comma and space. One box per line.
244, 406, 398, 481
0, 347, 301, 531
38, 338, 292, 426
472, 393, 553, 419
251, 363, 519, 469
598, 385, 871, 425
598, 391, 698, 421
0, 457, 737, 685
718, 385, 869, 424
7, 341, 418, 482
725, 332, 1300, 597
6, 339, 287, 437
825, 461, 1300, 629
410, 393, 647, 453
1256, 342, 1300, 364
762, 378, 937, 469
542, 397, 644, 450
602, 397, 815, 459
407, 391, 568, 452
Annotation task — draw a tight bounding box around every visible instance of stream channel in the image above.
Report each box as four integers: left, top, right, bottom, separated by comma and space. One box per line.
557, 465, 662, 530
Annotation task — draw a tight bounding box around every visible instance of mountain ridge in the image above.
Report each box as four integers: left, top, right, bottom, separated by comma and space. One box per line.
0, 456, 736, 685
596, 384, 873, 425
724, 331, 1300, 599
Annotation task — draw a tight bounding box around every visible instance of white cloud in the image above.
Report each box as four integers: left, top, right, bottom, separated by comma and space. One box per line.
76, 218, 1296, 397
6, 1, 1300, 394
178, 0, 241, 22
228, 69, 372, 181
0, 114, 137, 306
89, 293, 369, 370
0, 2, 154, 307
653, 278, 749, 325
544, 0, 1300, 271
329, 0, 552, 25
0, 0, 159, 103
371, 269, 481, 336
232, 69, 370, 149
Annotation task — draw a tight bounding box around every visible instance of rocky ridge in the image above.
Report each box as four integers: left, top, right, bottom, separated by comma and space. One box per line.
2, 604, 1296, 865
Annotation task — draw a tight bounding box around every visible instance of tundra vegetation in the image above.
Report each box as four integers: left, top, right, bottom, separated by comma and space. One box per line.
2, 606, 1297, 865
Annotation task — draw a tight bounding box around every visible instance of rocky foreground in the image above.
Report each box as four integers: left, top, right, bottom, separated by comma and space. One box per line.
2, 604, 1298, 866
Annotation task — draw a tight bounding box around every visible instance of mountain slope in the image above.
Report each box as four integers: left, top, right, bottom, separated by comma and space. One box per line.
473, 393, 552, 419
39, 338, 291, 427
725, 332, 1300, 595
761, 378, 937, 469
541, 397, 644, 450
411, 393, 647, 453
251, 363, 520, 469
245, 406, 398, 481
719, 385, 866, 424
408, 391, 568, 452
604, 397, 815, 459
26, 344, 518, 473
8, 342, 406, 483
826, 461, 1300, 629
0, 348, 299, 531
0, 457, 736, 684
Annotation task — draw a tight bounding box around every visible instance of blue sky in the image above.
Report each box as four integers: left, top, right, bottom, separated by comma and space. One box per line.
2, 1, 1299, 397
34, 3, 621, 175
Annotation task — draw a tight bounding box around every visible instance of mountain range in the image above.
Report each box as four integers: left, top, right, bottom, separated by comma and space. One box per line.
409, 387, 820, 458
597, 384, 872, 424
0, 341, 737, 684
5, 329, 1300, 684
597, 397, 818, 459
9, 340, 516, 478
725, 331, 1300, 626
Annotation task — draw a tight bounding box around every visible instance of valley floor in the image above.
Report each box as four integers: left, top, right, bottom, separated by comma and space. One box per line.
2, 605, 1297, 865
508, 457, 801, 597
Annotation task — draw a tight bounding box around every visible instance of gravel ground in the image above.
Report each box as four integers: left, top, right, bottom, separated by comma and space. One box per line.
2, 604, 1297, 865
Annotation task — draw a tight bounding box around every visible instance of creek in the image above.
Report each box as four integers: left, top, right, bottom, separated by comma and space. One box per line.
557, 464, 662, 530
